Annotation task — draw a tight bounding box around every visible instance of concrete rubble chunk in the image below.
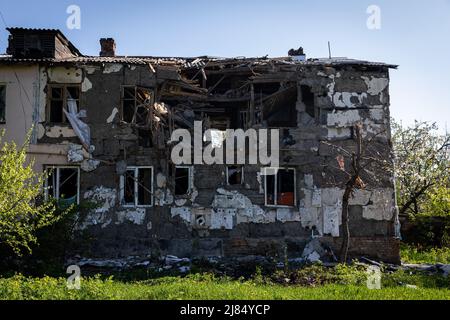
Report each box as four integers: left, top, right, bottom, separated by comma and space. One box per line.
302, 238, 326, 263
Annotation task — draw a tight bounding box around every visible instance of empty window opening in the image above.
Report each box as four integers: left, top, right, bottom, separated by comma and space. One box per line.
45, 166, 80, 206
122, 86, 136, 123
174, 166, 193, 196
47, 85, 80, 123
120, 167, 153, 207
0, 85, 5, 123
301, 85, 315, 118
138, 128, 153, 148
121, 86, 154, 125
264, 168, 296, 207
262, 85, 298, 127
227, 166, 244, 185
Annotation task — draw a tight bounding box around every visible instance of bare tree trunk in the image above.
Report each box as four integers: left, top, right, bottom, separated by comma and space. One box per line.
340, 182, 352, 262
340, 124, 363, 263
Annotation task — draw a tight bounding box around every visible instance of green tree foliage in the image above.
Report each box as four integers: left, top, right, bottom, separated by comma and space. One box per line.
422, 186, 450, 217
0, 130, 59, 255
392, 120, 450, 216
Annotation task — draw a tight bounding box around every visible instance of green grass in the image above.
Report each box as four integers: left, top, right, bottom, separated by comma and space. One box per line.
2, 246, 450, 301
1, 273, 449, 300
401, 244, 450, 264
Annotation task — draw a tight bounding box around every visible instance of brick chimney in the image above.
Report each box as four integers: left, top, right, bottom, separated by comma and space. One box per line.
100, 38, 116, 57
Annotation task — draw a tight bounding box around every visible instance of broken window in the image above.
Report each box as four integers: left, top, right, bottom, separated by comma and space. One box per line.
262, 85, 298, 127
120, 167, 154, 207
227, 166, 244, 185
45, 166, 80, 206
264, 168, 296, 207
0, 85, 5, 123
301, 85, 315, 118
47, 85, 80, 123
121, 86, 154, 125
174, 166, 193, 196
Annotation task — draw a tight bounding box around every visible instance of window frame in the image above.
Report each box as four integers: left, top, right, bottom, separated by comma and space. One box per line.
174, 165, 194, 197
119, 166, 154, 208
120, 85, 155, 124
44, 165, 81, 205
46, 84, 81, 124
121, 85, 137, 123
0, 84, 6, 124
263, 167, 297, 208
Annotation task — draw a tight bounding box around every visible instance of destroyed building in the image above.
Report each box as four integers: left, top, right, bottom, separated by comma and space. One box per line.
0, 28, 401, 264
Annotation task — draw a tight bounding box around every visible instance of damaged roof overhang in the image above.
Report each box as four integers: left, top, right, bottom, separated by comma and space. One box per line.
0, 54, 398, 70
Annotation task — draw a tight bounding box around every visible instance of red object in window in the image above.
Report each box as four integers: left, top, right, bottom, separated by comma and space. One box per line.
278, 192, 294, 206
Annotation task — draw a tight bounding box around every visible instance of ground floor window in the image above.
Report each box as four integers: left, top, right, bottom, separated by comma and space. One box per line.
263, 168, 296, 207
174, 166, 193, 196
44, 166, 80, 205
120, 167, 153, 207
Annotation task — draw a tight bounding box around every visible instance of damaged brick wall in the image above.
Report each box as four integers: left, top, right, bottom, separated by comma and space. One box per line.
32, 56, 399, 264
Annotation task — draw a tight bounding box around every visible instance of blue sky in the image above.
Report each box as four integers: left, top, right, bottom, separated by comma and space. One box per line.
0, 0, 449, 131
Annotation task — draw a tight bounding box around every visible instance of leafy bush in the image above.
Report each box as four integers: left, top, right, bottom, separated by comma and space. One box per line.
0, 130, 59, 255
0, 201, 95, 277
